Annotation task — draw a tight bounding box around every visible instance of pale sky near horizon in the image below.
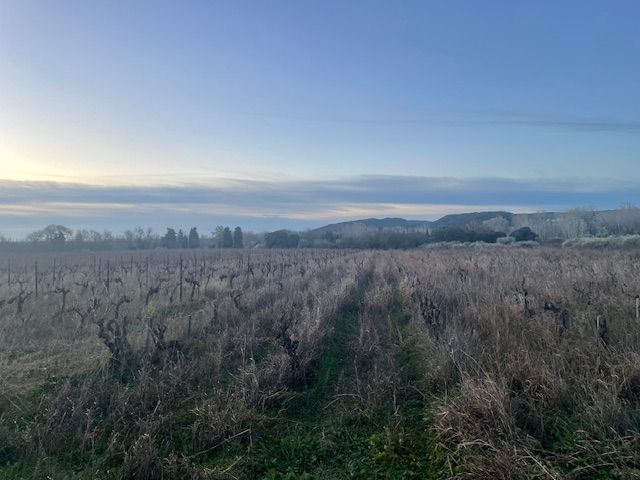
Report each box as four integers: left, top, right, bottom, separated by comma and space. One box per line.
1, 1, 639, 234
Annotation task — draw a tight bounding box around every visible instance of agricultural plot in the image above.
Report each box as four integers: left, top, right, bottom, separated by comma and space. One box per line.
0, 248, 639, 479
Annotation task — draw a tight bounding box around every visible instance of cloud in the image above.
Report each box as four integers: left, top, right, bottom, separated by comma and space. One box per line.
478, 111, 640, 134
244, 110, 640, 134
0, 176, 638, 236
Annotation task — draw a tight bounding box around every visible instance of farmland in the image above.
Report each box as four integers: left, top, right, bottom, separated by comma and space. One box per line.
1, 247, 640, 479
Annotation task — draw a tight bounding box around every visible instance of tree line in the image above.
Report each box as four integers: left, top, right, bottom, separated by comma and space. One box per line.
1, 220, 609, 253
0, 224, 249, 252
0, 223, 541, 252
299, 226, 538, 249
211, 226, 244, 249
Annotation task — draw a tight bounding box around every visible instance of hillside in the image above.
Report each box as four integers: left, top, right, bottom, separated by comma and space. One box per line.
309, 207, 640, 241
430, 211, 515, 229
311, 217, 431, 236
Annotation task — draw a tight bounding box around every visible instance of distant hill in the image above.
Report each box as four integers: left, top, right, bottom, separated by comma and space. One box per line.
308, 207, 640, 241
309, 212, 518, 236
430, 211, 515, 229
311, 217, 431, 236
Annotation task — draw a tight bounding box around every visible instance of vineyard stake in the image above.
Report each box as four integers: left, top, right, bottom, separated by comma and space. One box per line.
179, 256, 184, 302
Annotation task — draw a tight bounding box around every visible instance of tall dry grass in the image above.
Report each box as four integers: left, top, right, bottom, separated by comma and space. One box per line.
1, 247, 639, 478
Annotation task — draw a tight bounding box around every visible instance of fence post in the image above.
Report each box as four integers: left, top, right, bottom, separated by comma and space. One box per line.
179, 256, 183, 302
596, 315, 609, 345
35, 262, 38, 298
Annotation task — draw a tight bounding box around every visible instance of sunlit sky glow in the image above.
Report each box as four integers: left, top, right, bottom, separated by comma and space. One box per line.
1, 1, 639, 235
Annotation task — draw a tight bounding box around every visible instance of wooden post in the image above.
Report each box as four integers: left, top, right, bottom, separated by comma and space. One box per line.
34, 262, 38, 298
145, 256, 149, 285
179, 256, 183, 302
7, 258, 10, 285
52, 258, 56, 285
596, 315, 609, 346
98, 257, 102, 281
106, 259, 110, 291
188, 314, 192, 337
636, 296, 639, 322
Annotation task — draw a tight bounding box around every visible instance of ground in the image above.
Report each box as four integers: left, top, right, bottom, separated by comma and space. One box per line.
1, 247, 639, 479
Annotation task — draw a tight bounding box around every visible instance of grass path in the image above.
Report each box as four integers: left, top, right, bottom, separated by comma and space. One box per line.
200, 281, 447, 479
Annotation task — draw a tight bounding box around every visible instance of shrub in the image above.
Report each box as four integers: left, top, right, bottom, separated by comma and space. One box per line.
509, 226, 538, 242
563, 235, 640, 249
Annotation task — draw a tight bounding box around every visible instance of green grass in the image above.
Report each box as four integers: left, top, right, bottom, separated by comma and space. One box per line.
196, 398, 446, 479
194, 289, 447, 479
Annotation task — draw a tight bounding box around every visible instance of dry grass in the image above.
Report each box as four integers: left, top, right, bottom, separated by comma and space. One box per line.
395, 248, 640, 479
0, 247, 639, 478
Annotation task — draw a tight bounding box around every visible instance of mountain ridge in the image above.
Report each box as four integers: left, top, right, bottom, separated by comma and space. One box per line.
308, 208, 640, 240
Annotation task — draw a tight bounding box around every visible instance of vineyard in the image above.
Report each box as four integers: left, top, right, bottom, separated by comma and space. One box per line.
1, 248, 640, 479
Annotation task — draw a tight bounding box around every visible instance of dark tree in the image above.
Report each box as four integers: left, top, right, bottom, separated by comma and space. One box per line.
214, 225, 225, 248
233, 227, 244, 248
177, 229, 188, 248
188, 227, 200, 248
474, 230, 507, 243
510, 227, 538, 242
222, 227, 233, 248
163, 228, 177, 249
431, 227, 472, 243
264, 230, 300, 248
27, 224, 73, 250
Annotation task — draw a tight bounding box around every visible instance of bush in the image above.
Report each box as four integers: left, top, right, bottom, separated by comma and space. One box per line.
264, 230, 300, 248
563, 235, 640, 249
497, 236, 515, 245
509, 226, 538, 242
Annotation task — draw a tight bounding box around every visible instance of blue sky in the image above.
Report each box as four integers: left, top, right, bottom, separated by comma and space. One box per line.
1, 1, 639, 235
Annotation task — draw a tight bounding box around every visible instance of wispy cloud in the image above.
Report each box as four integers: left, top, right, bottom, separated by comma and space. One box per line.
478, 111, 640, 134
242, 110, 640, 135
0, 176, 638, 236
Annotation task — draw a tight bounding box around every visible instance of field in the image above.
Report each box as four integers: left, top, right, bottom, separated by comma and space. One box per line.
1, 247, 640, 479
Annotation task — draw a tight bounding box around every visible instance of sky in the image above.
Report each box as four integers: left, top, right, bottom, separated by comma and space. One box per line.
1, 0, 639, 235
